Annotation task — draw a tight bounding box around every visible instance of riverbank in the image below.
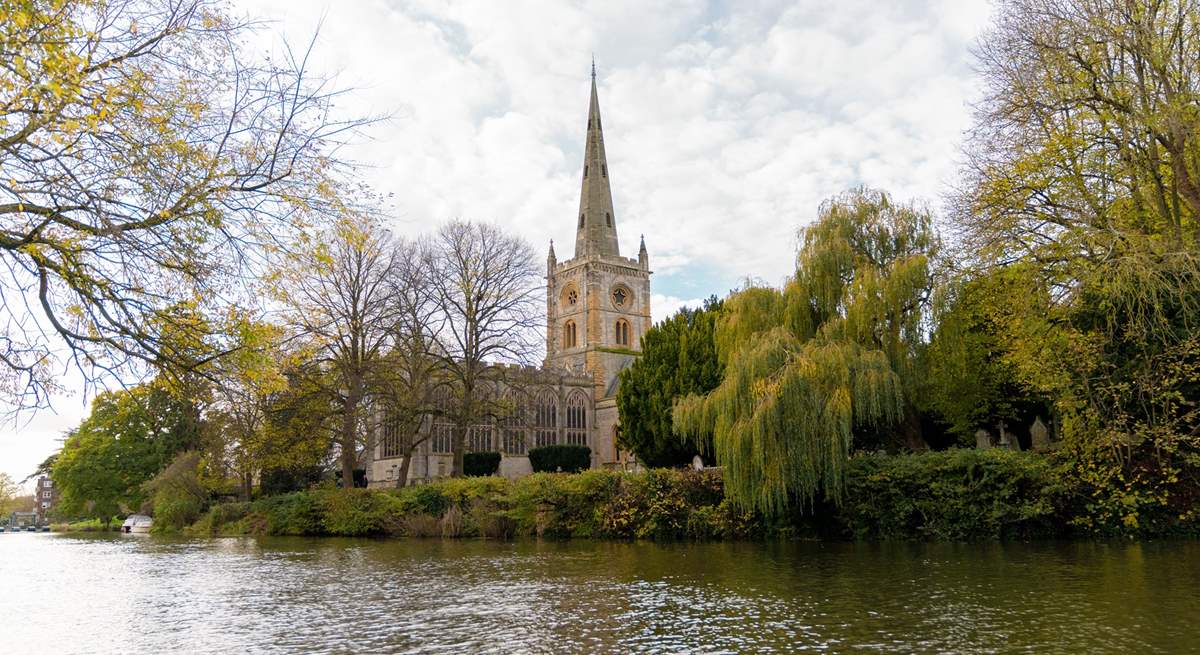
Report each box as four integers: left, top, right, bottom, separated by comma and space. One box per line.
169, 448, 1200, 540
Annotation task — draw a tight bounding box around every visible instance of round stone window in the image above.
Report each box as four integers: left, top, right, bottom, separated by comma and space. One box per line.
611, 285, 630, 308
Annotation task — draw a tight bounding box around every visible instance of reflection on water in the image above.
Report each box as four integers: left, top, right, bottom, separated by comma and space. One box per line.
1, 534, 1197, 654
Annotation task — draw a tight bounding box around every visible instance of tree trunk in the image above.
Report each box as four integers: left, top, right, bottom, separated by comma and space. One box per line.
341, 378, 363, 489
451, 421, 466, 477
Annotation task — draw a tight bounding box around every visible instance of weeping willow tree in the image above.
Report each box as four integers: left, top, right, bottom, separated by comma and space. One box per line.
674, 188, 938, 515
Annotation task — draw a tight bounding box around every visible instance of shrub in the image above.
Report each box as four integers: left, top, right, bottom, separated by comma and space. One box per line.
260, 466, 325, 496
319, 489, 403, 536
464, 452, 502, 477
260, 491, 323, 535
529, 445, 591, 473
144, 452, 208, 532
838, 448, 1067, 540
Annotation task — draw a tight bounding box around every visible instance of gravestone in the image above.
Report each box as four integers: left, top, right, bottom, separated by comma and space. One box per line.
975, 429, 992, 450
997, 421, 1021, 451
1030, 417, 1050, 450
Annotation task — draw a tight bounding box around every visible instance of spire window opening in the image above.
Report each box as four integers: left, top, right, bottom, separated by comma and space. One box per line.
606, 212, 612, 227
602, 164, 607, 177
583, 165, 588, 178
579, 214, 585, 229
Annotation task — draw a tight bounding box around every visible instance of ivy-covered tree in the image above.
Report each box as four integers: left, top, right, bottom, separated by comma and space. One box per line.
616, 297, 723, 467
674, 188, 938, 515
51, 382, 202, 522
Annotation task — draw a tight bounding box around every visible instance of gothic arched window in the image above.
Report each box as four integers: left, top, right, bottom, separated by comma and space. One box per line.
615, 318, 630, 346
565, 391, 588, 446
563, 320, 577, 348
534, 390, 558, 448
500, 390, 529, 455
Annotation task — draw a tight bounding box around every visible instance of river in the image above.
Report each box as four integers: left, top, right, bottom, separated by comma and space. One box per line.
2, 533, 1198, 653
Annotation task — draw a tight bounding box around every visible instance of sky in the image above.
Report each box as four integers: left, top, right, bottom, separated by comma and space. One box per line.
0, 0, 993, 489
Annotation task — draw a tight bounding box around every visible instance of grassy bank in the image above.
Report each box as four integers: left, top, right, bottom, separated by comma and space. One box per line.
181, 448, 1186, 541
49, 518, 122, 532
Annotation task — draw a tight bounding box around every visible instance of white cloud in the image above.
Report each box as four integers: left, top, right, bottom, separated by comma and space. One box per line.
651, 294, 708, 324
0, 0, 994, 482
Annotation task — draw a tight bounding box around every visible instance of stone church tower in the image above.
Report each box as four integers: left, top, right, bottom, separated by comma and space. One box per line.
545, 66, 652, 466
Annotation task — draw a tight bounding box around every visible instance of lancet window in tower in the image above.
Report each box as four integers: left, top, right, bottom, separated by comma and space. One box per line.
615, 318, 630, 346
565, 391, 588, 446
579, 214, 585, 229
606, 212, 612, 227
584, 165, 588, 178
563, 320, 577, 348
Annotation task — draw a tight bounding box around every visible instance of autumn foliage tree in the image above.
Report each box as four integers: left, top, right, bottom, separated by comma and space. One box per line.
0, 0, 366, 412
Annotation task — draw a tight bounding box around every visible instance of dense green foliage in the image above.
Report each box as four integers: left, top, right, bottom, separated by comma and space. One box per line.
528, 445, 591, 473
51, 383, 202, 522
616, 297, 723, 466
463, 452, 502, 477
947, 0, 1200, 532
143, 452, 208, 532
186, 469, 759, 540
923, 269, 1050, 443
183, 455, 1200, 541
840, 450, 1066, 540
260, 466, 326, 496
675, 189, 938, 515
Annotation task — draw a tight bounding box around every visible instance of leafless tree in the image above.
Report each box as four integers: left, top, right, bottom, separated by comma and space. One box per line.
276, 216, 399, 488
372, 238, 445, 486
424, 220, 543, 476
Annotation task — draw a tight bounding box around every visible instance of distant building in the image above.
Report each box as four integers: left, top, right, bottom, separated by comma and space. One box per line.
34, 476, 57, 524
369, 68, 649, 484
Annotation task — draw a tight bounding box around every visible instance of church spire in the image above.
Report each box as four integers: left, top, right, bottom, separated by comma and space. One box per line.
574, 62, 619, 258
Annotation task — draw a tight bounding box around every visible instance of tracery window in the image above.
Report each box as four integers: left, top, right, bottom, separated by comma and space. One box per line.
430, 386, 454, 454
534, 390, 558, 448
565, 391, 588, 446
500, 392, 529, 455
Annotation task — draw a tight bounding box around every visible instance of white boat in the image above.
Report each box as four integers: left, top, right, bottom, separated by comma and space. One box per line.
121, 514, 153, 534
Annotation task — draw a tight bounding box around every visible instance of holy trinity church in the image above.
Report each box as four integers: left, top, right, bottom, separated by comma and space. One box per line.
369, 70, 651, 484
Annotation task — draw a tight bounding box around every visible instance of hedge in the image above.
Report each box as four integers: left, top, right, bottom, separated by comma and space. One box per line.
528, 444, 591, 473
464, 452, 502, 477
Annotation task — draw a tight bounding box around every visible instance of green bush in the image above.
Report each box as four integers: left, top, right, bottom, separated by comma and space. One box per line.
260, 466, 325, 496
260, 491, 323, 535
464, 452, 502, 477
145, 452, 208, 532
837, 448, 1068, 540
528, 445, 591, 473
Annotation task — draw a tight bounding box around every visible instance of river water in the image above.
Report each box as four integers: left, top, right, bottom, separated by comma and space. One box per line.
2, 533, 1198, 654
